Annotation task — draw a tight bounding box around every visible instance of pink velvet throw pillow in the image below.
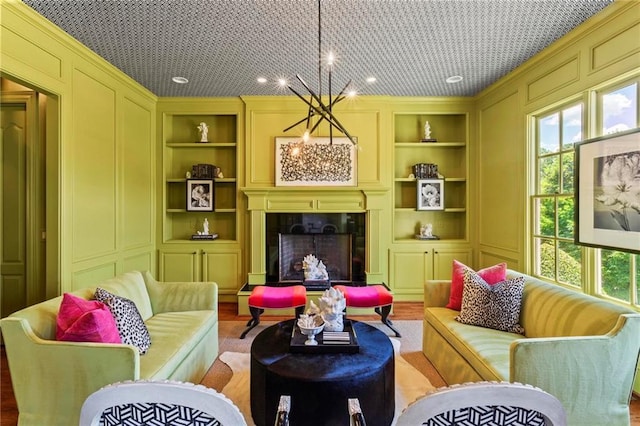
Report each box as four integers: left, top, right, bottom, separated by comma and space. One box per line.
446, 260, 507, 311
56, 293, 121, 343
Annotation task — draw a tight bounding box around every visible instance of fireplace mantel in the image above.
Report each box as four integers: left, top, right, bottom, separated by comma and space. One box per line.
241, 187, 389, 284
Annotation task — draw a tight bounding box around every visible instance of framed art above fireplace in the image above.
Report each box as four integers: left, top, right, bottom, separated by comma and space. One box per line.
275, 137, 357, 186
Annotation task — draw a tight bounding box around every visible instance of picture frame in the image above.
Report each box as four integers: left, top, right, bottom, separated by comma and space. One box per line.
275, 137, 357, 186
417, 179, 444, 210
575, 128, 640, 254
186, 179, 214, 212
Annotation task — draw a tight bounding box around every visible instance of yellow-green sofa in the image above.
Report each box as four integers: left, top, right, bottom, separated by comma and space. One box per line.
423, 270, 640, 426
0, 271, 219, 426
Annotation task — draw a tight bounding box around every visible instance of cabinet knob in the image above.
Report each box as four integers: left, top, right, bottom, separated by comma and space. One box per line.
434, 251, 439, 254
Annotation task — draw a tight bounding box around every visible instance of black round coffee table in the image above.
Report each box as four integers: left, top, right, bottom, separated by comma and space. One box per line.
250, 319, 395, 426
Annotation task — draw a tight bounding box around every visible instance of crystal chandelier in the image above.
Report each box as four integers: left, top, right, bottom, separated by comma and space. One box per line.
282, 0, 356, 145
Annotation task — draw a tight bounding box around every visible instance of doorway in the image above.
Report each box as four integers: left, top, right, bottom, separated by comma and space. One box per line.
1, 77, 58, 317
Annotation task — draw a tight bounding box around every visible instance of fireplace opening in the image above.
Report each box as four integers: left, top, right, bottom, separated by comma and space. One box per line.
266, 213, 366, 286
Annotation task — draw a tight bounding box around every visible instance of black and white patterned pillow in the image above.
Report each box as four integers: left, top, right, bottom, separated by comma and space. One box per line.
455, 270, 525, 335
95, 288, 151, 354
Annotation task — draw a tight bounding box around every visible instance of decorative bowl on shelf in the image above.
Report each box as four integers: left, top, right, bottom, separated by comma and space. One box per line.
297, 315, 325, 346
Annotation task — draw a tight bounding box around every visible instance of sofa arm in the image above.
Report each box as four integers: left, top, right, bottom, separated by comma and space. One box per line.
143, 271, 218, 314
424, 280, 451, 308
510, 313, 640, 425
1, 317, 139, 425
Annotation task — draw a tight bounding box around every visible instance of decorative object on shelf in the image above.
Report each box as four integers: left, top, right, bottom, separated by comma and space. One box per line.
417, 179, 444, 211
190, 164, 219, 179
413, 163, 439, 179
186, 179, 214, 212
275, 137, 357, 186
416, 223, 439, 240
281, 0, 357, 146
421, 121, 437, 143
196, 122, 209, 143
297, 314, 325, 346
185, 171, 191, 179
575, 128, 640, 254
308, 287, 347, 332
192, 218, 218, 240
408, 173, 415, 179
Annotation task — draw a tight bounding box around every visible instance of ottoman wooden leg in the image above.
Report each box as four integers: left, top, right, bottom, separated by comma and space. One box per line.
240, 307, 264, 339
377, 305, 401, 337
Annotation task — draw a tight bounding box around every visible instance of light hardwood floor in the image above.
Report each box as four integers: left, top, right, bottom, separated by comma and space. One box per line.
1, 302, 638, 425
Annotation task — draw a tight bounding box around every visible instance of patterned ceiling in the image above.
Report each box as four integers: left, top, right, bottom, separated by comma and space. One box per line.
23, 0, 614, 97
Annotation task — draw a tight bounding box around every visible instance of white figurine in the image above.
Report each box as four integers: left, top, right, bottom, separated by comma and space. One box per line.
202, 218, 209, 235
197, 122, 209, 142
424, 121, 432, 139
421, 223, 433, 238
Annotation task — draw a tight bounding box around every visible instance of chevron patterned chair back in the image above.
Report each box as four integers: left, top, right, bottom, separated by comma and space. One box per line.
79, 380, 247, 426
395, 381, 567, 426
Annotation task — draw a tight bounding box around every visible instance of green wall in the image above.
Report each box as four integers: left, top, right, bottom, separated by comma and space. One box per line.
475, 0, 639, 272
1, 0, 157, 292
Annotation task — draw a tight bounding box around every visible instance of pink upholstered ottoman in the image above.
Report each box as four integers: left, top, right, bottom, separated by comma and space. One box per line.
334, 284, 400, 337
240, 285, 307, 339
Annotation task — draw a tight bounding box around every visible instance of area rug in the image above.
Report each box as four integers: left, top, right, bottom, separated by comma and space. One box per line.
219, 336, 434, 425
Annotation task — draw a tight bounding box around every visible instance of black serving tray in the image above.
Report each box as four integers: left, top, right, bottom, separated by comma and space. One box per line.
290, 320, 360, 354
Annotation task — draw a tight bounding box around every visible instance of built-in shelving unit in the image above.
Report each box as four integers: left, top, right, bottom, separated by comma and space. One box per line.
156, 99, 244, 297
388, 104, 473, 299
393, 112, 468, 242
163, 114, 238, 242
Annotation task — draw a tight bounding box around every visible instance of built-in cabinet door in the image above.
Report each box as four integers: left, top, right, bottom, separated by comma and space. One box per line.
389, 251, 430, 297
432, 248, 471, 280
158, 249, 199, 282
389, 247, 472, 297
202, 249, 241, 294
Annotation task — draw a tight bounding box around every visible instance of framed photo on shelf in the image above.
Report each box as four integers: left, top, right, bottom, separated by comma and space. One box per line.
575, 128, 640, 254
417, 179, 444, 211
186, 179, 214, 212
275, 136, 357, 186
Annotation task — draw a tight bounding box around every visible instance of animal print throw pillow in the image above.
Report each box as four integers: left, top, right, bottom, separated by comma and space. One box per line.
95, 287, 151, 354
455, 270, 525, 335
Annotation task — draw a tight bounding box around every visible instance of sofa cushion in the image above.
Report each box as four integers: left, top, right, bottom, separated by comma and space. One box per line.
456, 271, 525, 334
508, 271, 635, 338
140, 310, 217, 379
95, 271, 154, 320
56, 293, 121, 343
447, 261, 507, 311
95, 288, 151, 354
425, 307, 519, 380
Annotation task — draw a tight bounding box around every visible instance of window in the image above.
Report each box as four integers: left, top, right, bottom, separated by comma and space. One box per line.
595, 82, 639, 305
532, 103, 583, 287
530, 76, 640, 307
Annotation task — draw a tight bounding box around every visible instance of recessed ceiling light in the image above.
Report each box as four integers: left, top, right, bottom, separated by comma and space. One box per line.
366, 77, 377, 83
257, 77, 267, 84
172, 76, 189, 84
446, 75, 463, 84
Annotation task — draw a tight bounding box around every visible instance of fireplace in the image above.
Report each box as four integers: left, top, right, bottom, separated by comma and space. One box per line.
265, 213, 366, 286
